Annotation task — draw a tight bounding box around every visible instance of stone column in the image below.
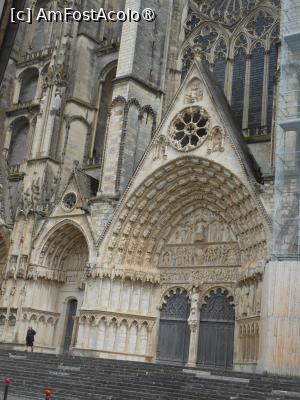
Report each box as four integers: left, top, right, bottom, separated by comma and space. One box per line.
186, 287, 200, 368
40, 88, 59, 156
30, 90, 49, 158
187, 320, 199, 367
261, 50, 270, 129
146, 323, 154, 357
34, 72, 44, 102
117, 279, 124, 311
128, 280, 134, 313
70, 316, 79, 348
3, 125, 13, 159
83, 320, 91, 349
242, 54, 252, 133
45, 321, 52, 347
2, 312, 9, 343
76, 322, 84, 348
12, 77, 21, 104
108, 278, 113, 310
97, 278, 103, 307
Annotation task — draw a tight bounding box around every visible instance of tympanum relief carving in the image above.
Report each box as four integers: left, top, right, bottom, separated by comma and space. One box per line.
159, 208, 240, 285
160, 208, 239, 268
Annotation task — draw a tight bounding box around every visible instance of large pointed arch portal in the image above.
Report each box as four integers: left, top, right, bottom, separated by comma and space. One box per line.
102, 156, 270, 366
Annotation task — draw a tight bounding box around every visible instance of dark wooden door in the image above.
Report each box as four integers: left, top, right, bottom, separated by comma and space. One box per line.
157, 291, 190, 365
63, 299, 77, 353
197, 289, 235, 369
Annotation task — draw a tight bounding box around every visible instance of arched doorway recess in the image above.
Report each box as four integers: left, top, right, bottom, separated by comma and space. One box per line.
197, 288, 235, 369
32, 223, 89, 352
63, 299, 78, 353
157, 289, 190, 365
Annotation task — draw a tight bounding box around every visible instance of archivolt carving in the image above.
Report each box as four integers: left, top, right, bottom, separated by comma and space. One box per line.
103, 158, 270, 274
31, 223, 89, 284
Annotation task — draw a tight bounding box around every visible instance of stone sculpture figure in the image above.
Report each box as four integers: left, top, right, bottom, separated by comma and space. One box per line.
188, 286, 199, 324
185, 80, 203, 103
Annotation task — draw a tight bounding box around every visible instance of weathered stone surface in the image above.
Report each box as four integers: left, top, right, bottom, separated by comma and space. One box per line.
0, 0, 286, 378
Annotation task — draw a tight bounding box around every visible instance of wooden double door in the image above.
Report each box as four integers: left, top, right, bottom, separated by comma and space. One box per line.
157, 289, 235, 368
156, 291, 190, 364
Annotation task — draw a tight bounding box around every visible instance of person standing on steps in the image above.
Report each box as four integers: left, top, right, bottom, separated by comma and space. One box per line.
26, 326, 36, 352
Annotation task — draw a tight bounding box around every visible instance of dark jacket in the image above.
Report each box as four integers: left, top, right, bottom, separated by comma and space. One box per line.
26, 328, 36, 346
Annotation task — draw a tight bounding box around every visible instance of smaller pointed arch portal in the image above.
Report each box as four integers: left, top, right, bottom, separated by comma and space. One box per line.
197, 288, 235, 369
63, 299, 78, 353
157, 289, 190, 365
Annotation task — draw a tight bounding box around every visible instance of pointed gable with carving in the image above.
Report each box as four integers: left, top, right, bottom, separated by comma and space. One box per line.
51, 168, 98, 218
123, 58, 262, 195
99, 59, 271, 274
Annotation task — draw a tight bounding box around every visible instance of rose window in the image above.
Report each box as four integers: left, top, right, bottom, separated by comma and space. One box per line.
62, 192, 77, 211
169, 107, 209, 151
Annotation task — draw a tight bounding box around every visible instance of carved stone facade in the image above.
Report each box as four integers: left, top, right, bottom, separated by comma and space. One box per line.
0, 0, 293, 376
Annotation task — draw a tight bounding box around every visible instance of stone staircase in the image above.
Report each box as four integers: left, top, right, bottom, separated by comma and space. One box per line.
0, 350, 299, 399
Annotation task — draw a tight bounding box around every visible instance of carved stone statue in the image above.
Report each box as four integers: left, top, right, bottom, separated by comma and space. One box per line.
193, 219, 209, 243
188, 287, 199, 325
52, 90, 62, 114
153, 136, 168, 160
207, 126, 225, 153
255, 280, 262, 314
20, 187, 32, 214
185, 79, 203, 104
31, 174, 41, 211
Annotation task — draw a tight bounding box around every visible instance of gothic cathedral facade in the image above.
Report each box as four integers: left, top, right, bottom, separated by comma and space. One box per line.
1, 0, 293, 375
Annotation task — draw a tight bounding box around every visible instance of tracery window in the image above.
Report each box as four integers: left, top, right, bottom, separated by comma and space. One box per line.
248, 43, 265, 135
181, 1, 280, 138
213, 39, 227, 89
62, 192, 77, 211
231, 36, 247, 128
168, 107, 209, 151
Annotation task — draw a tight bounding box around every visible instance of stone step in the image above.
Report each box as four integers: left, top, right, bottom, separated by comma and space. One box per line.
0, 350, 299, 400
